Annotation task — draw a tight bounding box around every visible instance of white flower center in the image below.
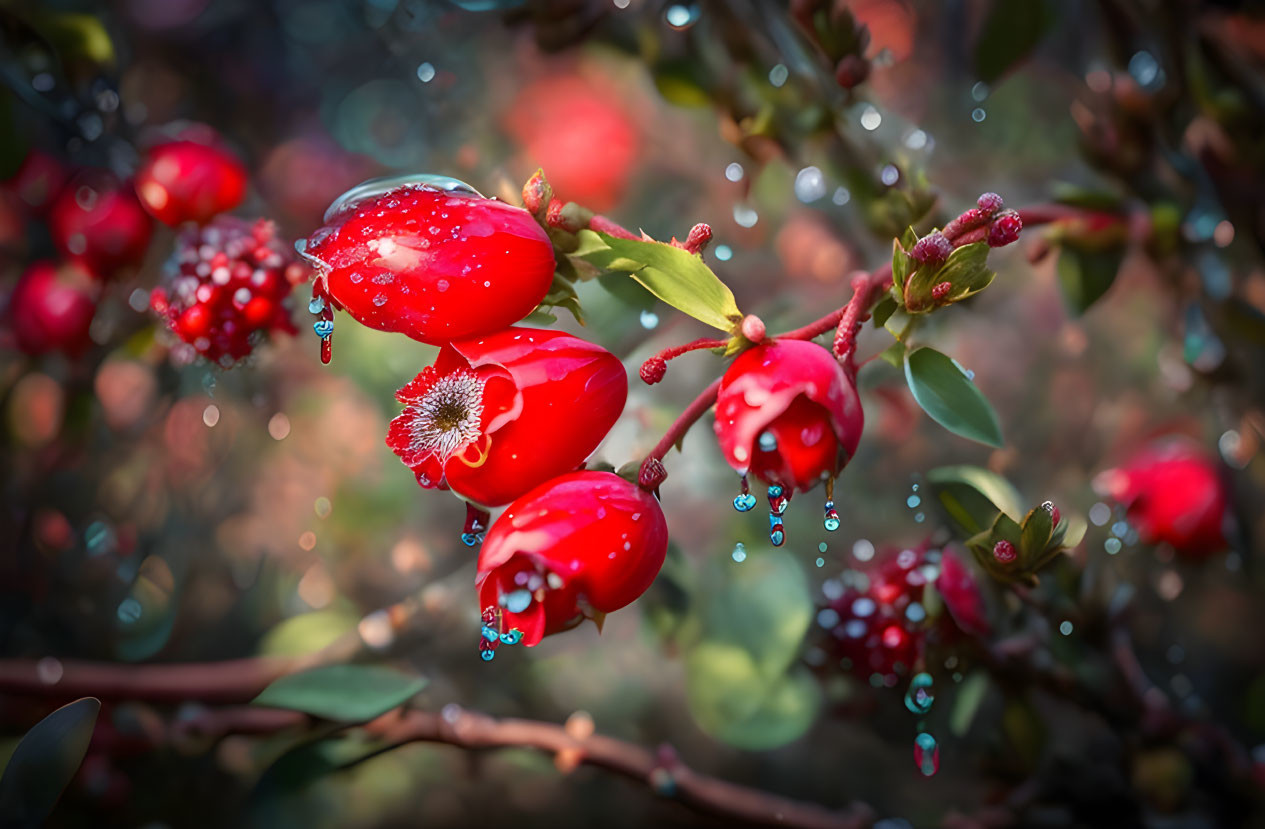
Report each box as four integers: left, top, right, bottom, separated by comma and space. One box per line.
406, 370, 484, 459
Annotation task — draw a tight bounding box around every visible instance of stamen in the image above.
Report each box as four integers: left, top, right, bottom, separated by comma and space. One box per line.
401, 370, 484, 460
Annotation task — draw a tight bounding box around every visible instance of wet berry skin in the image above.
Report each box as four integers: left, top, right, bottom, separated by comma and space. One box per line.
8, 261, 99, 357
48, 172, 153, 277
135, 140, 248, 226
714, 339, 864, 494
149, 218, 306, 366
1100, 441, 1229, 558
476, 471, 668, 646
303, 184, 556, 345
386, 327, 627, 508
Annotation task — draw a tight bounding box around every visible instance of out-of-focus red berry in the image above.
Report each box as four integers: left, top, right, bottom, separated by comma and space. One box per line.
386, 328, 627, 508
475, 471, 668, 647
7, 261, 99, 356
503, 75, 640, 212
149, 217, 305, 366
135, 140, 248, 226
6, 150, 69, 215
1098, 441, 1229, 558
714, 339, 863, 494
303, 182, 556, 346
48, 172, 153, 276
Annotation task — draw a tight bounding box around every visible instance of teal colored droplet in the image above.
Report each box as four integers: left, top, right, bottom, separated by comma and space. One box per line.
904, 672, 935, 715
913, 731, 939, 776
479, 649, 495, 662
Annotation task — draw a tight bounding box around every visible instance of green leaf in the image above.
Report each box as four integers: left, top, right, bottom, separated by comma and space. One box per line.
949, 672, 991, 737
878, 339, 906, 369
0, 698, 100, 826
574, 230, 743, 332
685, 645, 821, 750
1060, 515, 1087, 549
904, 242, 995, 313
891, 237, 914, 293
1057, 247, 1122, 314
698, 549, 812, 678
871, 294, 898, 328
973, 0, 1055, 84
1019, 506, 1054, 561
253, 735, 389, 795
252, 665, 426, 723
904, 347, 1003, 447
926, 465, 1025, 537
260, 610, 359, 657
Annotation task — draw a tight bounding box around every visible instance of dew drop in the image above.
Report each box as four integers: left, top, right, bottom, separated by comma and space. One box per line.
503, 589, 532, 614
904, 672, 935, 715
664, 2, 699, 30
913, 732, 940, 776
731, 542, 747, 563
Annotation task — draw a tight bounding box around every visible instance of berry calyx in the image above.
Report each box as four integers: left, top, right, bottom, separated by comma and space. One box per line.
149, 217, 305, 366
386, 328, 627, 508
136, 139, 248, 226
302, 182, 556, 346
475, 471, 668, 646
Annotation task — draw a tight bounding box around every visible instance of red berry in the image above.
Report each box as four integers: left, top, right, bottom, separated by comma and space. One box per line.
386, 328, 627, 508
992, 539, 1017, 564
303, 183, 556, 346
48, 172, 153, 276
937, 549, 990, 637
136, 140, 248, 226
714, 340, 863, 494
475, 470, 668, 646
150, 217, 305, 366
834, 55, 871, 89
1100, 441, 1228, 558
976, 192, 1004, 215
7, 261, 98, 356
6, 150, 69, 215
931, 281, 952, 301
987, 210, 1023, 247
640, 356, 667, 385
910, 231, 952, 264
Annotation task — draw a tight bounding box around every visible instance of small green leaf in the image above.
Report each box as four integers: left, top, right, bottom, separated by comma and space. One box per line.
1057, 246, 1122, 314
252, 665, 426, 723
871, 294, 898, 328
949, 672, 991, 737
904, 347, 1003, 447
973, 0, 1055, 84
884, 308, 913, 341
878, 339, 906, 369
1019, 506, 1054, 561
891, 237, 914, 293
926, 465, 1025, 537
0, 698, 100, 826
1060, 516, 1087, 549
574, 230, 743, 332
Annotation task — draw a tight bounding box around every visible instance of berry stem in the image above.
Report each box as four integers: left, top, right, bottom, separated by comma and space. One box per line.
639, 337, 729, 384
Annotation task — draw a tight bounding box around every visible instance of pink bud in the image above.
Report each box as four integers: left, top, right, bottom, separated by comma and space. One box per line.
638, 457, 667, 492
993, 539, 1017, 564
976, 192, 1004, 215
911, 231, 953, 264
987, 211, 1023, 247
640, 356, 667, 385
685, 223, 712, 254
740, 314, 766, 344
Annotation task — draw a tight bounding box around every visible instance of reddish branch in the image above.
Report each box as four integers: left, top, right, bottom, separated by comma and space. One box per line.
367, 706, 874, 829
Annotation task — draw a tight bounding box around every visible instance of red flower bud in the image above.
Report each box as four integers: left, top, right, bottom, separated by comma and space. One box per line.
992, 540, 1016, 564
987, 210, 1023, 247
639, 356, 667, 385
386, 328, 627, 508
1099, 441, 1228, 558
476, 471, 667, 646
931, 281, 951, 301
136, 140, 248, 226
937, 549, 990, 637
834, 55, 871, 89
714, 340, 863, 494
150, 218, 305, 366
976, 192, 1004, 215
303, 182, 556, 346
48, 172, 153, 276
911, 231, 952, 264
7, 261, 98, 356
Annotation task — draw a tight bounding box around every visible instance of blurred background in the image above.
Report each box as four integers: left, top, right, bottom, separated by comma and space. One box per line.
1, 0, 1264, 826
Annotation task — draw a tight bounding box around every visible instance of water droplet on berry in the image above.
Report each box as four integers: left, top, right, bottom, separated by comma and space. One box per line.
460, 532, 484, 547
664, 2, 699, 30
904, 672, 935, 715
372, 293, 388, 307
913, 732, 940, 776
757, 431, 778, 452
733, 475, 756, 512
308, 295, 325, 314
324, 174, 483, 223
767, 485, 789, 516
769, 515, 785, 547
823, 500, 840, 532
500, 628, 522, 645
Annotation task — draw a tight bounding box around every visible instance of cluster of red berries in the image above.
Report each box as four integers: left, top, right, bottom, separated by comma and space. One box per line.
3, 130, 276, 362
149, 218, 306, 366
302, 178, 666, 656
817, 546, 988, 683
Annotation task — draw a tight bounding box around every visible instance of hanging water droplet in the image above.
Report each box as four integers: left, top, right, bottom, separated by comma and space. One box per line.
481, 625, 499, 643
732, 542, 747, 563
769, 515, 785, 547
479, 648, 495, 662
767, 484, 789, 516
461, 532, 484, 547
500, 628, 522, 645
904, 672, 935, 715
914, 732, 940, 776
313, 319, 334, 338
823, 499, 840, 532
733, 492, 757, 512
308, 295, 325, 315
